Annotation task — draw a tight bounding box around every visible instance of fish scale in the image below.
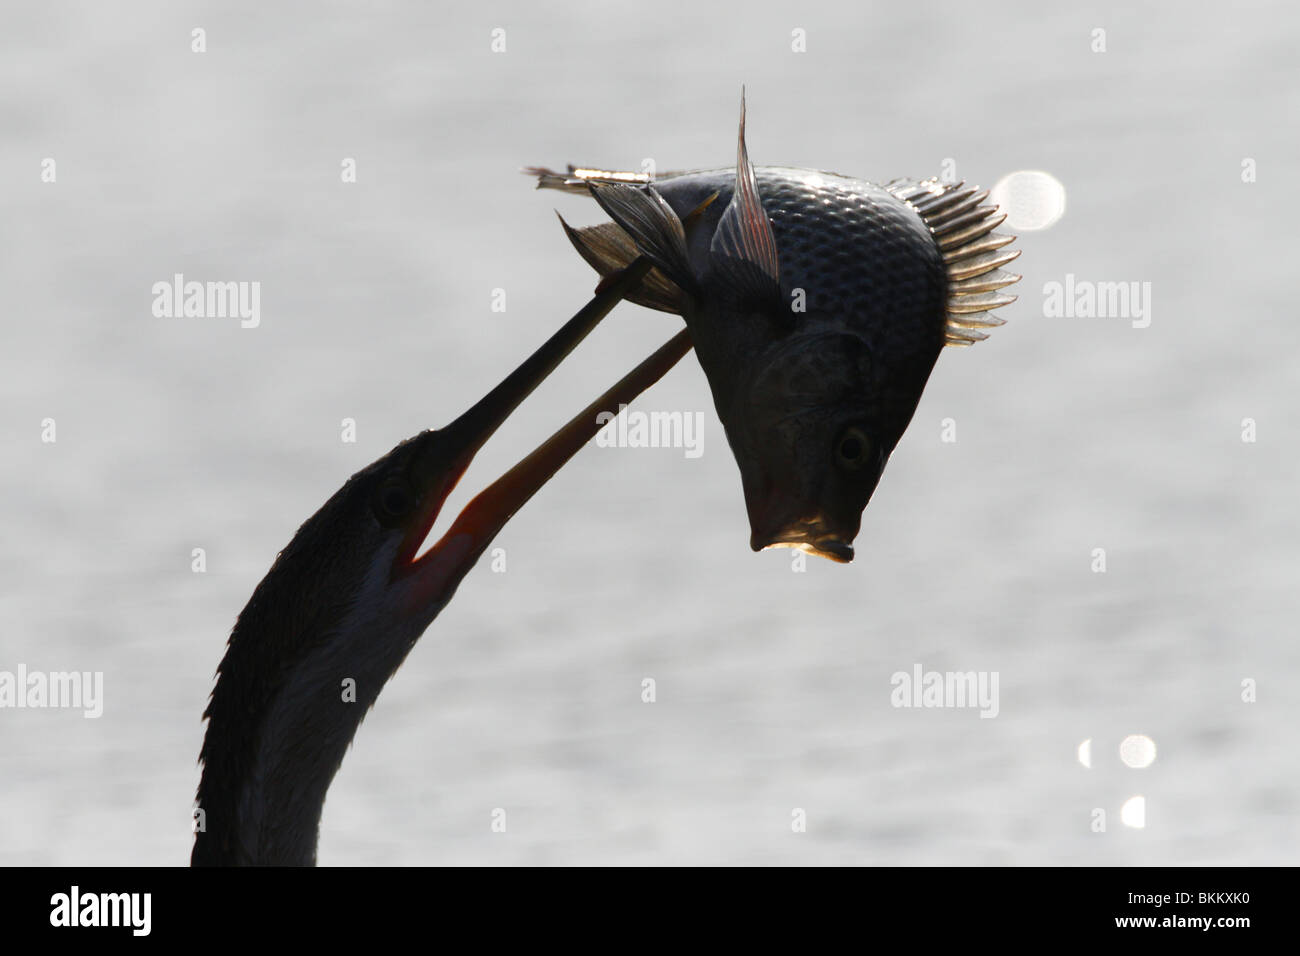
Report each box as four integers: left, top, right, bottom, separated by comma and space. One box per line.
649, 169, 949, 400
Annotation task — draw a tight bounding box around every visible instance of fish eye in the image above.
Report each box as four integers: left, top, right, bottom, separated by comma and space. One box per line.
834, 426, 873, 472
375, 477, 417, 521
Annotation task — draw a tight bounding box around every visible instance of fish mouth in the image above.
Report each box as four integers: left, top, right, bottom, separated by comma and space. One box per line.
750, 519, 856, 564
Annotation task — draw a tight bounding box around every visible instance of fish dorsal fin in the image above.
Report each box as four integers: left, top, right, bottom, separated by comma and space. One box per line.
588, 182, 695, 290
708, 92, 781, 306
888, 178, 1021, 347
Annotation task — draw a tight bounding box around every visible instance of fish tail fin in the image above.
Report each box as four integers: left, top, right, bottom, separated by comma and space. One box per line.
888, 179, 1021, 347
556, 213, 687, 314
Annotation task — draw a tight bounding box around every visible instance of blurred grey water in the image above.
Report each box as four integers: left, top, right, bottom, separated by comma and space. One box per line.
1, 1, 1297, 865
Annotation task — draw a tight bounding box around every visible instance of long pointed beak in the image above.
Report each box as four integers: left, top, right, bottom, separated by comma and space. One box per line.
437, 328, 692, 560
406, 329, 692, 605
435, 258, 654, 475
399, 257, 693, 603
438, 182, 716, 461
392, 258, 654, 571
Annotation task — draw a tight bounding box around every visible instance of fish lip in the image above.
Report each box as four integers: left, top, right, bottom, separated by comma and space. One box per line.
750, 529, 855, 563
745, 495, 858, 563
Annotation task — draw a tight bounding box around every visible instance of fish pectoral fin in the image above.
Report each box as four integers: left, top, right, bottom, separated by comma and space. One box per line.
557, 214, 687, 315
587, 182, 696, 291
707, 90, 783, 311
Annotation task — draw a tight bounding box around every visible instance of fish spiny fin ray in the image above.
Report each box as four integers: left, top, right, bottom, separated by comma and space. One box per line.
709, 91, 781, 293
524, 165, 704, 192
587, 182, 695, 290
526, 165, 655, 193
887, 177, 1021, 348
556, 213, 686, 314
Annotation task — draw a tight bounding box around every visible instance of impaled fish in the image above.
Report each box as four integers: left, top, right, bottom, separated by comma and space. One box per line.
528, 96, 1019, 562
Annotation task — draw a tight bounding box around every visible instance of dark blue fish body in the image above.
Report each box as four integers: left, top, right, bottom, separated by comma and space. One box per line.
530, 101, 1019, 561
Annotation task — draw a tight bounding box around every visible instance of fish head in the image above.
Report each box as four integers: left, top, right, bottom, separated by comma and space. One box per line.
725, 328, 892, 564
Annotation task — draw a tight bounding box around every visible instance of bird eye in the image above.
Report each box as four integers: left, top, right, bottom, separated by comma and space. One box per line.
834, 426, 873, 472
375, 477, 416, 521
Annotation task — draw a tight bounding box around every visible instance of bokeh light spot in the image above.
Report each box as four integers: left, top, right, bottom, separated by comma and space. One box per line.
990, 170, 1067, 231
1120, 734, 1157, 769
1121, 795, 1146, 829
1077, 738, 1092, 768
